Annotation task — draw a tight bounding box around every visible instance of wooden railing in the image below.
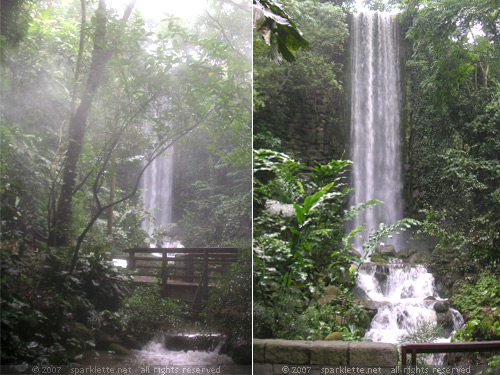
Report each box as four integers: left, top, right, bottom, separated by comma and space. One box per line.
123, 247, 238, 305
401, 341, 500, 367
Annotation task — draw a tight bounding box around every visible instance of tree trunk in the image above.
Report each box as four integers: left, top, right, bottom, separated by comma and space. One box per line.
48, 0, 109, 246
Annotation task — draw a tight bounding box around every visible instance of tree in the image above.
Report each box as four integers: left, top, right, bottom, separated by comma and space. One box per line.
400, 0, 500, 267
48, 0, 137, 247
1, 0, 252, 272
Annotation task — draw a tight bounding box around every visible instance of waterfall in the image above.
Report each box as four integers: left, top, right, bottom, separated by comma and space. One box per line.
349, 12, 404, 252
357, 262, 463, 345
142, 151, 174, 232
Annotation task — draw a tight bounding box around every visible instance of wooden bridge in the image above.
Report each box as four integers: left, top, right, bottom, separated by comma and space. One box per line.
123, 247, 238, 306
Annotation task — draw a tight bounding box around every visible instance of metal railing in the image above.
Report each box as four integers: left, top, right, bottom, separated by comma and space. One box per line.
401, 341, 500, 367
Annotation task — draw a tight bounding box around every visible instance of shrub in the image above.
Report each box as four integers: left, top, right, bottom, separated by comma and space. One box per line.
120, 284, 189, 338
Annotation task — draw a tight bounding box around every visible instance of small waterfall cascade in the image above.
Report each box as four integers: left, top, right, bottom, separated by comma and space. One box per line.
349, 12, 404, 251
134, 333, 233, 365
356, 262, 464, 344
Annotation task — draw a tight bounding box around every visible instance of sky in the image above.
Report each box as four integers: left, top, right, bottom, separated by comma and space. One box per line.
108, 0, 209, 25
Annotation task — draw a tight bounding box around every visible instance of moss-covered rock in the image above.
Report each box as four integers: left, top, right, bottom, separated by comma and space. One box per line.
325, 332, 344, 341
370, 253, 388, 263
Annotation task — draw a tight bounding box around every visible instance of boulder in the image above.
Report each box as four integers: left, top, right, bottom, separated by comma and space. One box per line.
407, 253, 420, 264
433, 300, 450, 313
377, 245, 396, 257
374, 271, 387, 284
370, 253, 388, 263
352, 286, 369, 300
353, 310, 372, 329
94, 330, 120, 350
325, 332, 344, 341
347, 247, 362, 258
437, 311, 454, 330
108, 343, 132, 356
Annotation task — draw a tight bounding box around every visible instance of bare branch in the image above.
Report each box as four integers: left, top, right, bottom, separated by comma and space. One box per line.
204, 10, 242, 57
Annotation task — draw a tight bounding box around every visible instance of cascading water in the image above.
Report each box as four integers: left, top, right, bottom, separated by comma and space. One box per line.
348, 12, 464, 358
349, 12, 404, 251
142, 150, 175, 236
356, 262, 463, 344
134, 333, 233, 366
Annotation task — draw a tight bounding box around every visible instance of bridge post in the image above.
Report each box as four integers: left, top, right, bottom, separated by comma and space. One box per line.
161, 250, 168, 292
202, 249, 209, 301
127, 251, 135, 270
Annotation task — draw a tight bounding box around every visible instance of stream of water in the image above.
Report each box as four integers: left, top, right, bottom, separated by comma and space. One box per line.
356, 261, 463, 344
134, 333, 233, 366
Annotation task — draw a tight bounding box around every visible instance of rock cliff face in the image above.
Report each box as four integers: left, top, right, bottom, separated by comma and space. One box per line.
287, 88, 347, 166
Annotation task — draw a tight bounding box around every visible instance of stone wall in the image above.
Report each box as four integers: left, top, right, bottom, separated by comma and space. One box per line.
254, 339, 398, 375
288, 89, 347, 166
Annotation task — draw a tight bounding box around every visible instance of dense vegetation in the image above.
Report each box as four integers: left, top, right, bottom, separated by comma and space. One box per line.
253, 0, 500, 357
1, 0, 251, 365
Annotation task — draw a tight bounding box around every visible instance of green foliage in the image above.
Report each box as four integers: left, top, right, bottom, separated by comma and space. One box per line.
0, 248, 133, 364
253, 0, 348, 155
451, 273, 500, 342
452, 273, 500, 321
254, 288, 366, 341
400, 321, 443, 344
254, 150, 368, 339
120, 284, 189, 339
398, 321, 444, 366
402, 0, 500, 271
205, 249, 251, 362
253, 0, 310, 62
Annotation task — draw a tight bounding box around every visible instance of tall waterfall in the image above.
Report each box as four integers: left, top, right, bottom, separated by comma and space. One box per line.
142, 150, 175, 238
349, 12, 404, 252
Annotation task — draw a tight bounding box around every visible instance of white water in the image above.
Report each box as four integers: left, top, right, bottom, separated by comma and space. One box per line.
349, 12, 404, 252
134, 334, 233, 366
142, 150, 175, 234
357, 262, 463, 344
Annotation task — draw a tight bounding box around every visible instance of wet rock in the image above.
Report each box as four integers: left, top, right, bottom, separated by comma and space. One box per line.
120, 334, 142, 350
370, 253, 388, 263
348, 247, 362, 258
325, 332, 344, 341
355, 310, 372, 329
377, 245, 396, 257
434, 300, 450, 313
425, 296, 436, 301
437, 311, 454, 335
352, 285, 369, 300
374, 271, 387, 284
407, 253, 420, 264
94, 330, 120, 350
397, 248, 417, 260
108, 343, 132, 356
